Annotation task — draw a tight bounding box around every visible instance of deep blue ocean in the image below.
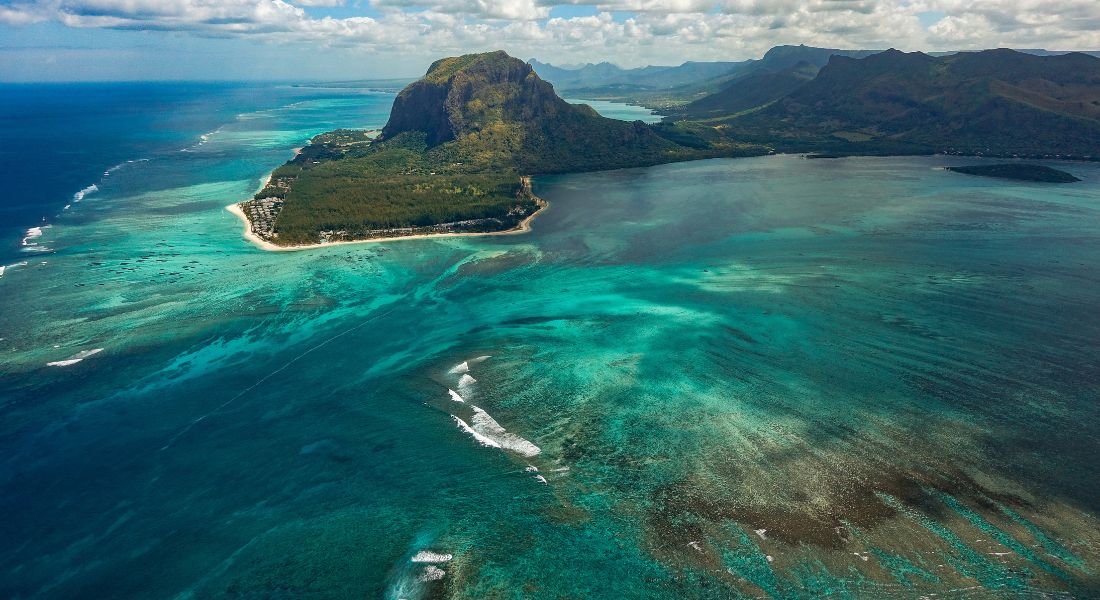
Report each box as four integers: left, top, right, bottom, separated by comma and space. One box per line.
1, 83, 1098, 598
0, 82, 398, 262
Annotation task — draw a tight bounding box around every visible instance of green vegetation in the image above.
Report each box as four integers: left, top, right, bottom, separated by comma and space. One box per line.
716, 49, 1100, 159
245, 50, 766, 246
240, 48, 1100, 247
945, 164, 1081, 183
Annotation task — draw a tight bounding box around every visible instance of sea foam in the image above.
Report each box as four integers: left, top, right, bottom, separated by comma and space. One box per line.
47, 348, 104, 367
457, 373, 476, 387
410, 551, 452, 563
418, 565, 446, 582
448, 361, 469, 374
21, 226, 43, 246
21, 226, 50, 252
1, 261, 28, 279
470, 406, 541, 457
73, 184, 98, 202
104, 158, 149, 176
452, 415, 501, 449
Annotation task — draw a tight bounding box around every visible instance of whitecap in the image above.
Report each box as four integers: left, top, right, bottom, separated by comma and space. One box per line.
104, 158, 147, 176
410, 551, 452, 563
452, 415, 501, 449
21, 226, 50, 252
447, 389, 465, 403
47, 348, 103, 367
469, 406, 541, 457
470, 355, 491, 363
457, 373, 476, 387
73, 184, 98, 202
0, 266, 4, 278
21, 226, 43, 246
418, 566, 446, 582
448, 361, 469, 374
533, 475, 547, 484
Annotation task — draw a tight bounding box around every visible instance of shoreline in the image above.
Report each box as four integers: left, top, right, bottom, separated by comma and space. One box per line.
257, 146, 303, 193
226, 191, 547, 253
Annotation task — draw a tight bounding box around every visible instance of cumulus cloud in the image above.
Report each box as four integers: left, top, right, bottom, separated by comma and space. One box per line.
372, 0, 551, 20
0, 0, 1097, 69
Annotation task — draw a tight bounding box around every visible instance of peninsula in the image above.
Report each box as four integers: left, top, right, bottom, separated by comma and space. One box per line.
232, 51, 762, 249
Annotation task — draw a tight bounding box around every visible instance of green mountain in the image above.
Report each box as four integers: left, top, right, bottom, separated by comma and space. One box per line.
722, 48, 1100, 157
240, 51, 763, 246
380, 51, 712, 174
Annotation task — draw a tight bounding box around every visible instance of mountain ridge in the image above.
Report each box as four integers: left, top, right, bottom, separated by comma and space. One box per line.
721, 48, 1100, 157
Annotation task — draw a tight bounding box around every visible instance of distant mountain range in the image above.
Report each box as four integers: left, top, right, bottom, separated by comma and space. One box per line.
530, 45, 1100, 109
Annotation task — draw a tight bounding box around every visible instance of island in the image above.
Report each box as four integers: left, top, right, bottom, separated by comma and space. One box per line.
945, 163, 1081, 183
231, 51, 765, 249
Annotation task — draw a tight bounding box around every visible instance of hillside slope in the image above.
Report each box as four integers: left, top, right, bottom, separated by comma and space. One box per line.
667, 61, 818, 119
723, 48, 1100, 157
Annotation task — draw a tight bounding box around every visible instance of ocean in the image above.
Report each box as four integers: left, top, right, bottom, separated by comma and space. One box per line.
1, 83, 1098, 599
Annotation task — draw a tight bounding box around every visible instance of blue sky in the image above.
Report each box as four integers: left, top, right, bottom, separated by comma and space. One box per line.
0, 0, 1097, 81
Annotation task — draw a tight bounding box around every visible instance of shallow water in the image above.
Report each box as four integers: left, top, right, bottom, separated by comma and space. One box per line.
1, 86, 1099, 599
565, 97, 662, 123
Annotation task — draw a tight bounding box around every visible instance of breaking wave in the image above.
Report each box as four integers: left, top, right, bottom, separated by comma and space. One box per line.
21, 226, 50, 252
385, 541, 452, 600
104, 158, 149, 176
453, 406, 541, 457
73, 184, 98, 202
447, 389, 465, 403
47, 348, 104, 367
452, 415, 500, 449
410, 551, 452, 563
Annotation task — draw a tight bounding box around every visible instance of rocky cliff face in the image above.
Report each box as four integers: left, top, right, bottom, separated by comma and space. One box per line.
380, 51, 568, 145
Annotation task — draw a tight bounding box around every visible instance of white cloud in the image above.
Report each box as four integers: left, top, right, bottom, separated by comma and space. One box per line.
0, 0, 1097, 72
371, 0, 551, 20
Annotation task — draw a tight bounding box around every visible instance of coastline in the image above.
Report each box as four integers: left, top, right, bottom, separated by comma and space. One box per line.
257, 146, 303, 192
226, 190, 547, 253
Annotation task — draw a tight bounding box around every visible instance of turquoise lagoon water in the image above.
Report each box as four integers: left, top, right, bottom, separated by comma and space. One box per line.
565, 97, 662, 123
1, 86, 1100, 599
